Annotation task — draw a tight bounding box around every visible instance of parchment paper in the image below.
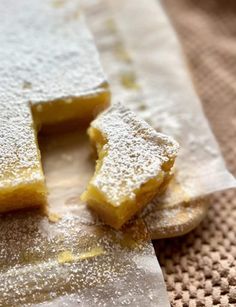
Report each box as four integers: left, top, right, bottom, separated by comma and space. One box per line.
81, 0, 236, 238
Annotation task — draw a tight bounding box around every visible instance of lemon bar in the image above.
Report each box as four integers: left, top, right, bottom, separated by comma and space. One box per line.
82, 103, 179, 229
0, 0, 109, 212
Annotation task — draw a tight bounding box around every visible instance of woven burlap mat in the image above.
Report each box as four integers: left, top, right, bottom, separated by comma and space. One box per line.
153, 1, 236, 306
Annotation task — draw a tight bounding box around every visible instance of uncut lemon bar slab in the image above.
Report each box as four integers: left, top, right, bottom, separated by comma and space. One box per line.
82, 103, 179, 229
0, 0, 109, 212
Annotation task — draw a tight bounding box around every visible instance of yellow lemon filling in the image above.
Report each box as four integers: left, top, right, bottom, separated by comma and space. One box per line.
32, 90, 110, 133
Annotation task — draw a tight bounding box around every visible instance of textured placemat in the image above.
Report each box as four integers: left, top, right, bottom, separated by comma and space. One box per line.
153, 1, 236, 306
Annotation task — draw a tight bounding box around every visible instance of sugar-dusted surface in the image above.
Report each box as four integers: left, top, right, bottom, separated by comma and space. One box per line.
0, 212, 166, 306
90, 103, 179, 206
0, 93, 43, 187
0, 0, 107, 104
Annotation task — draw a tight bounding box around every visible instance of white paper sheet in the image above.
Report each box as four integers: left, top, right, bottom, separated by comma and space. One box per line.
82, 0, 236, 238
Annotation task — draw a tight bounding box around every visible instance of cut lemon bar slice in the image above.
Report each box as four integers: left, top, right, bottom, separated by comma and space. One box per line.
0, 93, 47, 212
82, 103, 179, 229
0, 0, 109, 212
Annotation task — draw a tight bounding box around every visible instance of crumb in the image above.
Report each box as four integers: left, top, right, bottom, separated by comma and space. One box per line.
78, 246, 105, 260
48, 212, 61, 223
57, 250, 75, 264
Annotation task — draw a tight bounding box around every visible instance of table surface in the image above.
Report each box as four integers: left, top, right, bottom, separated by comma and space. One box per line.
153, 1, 236, 306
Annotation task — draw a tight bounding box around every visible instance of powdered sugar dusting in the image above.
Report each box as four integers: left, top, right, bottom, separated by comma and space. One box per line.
0, 93, 43, 187
0, 212, 167, 306
0, 0, 107, 104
